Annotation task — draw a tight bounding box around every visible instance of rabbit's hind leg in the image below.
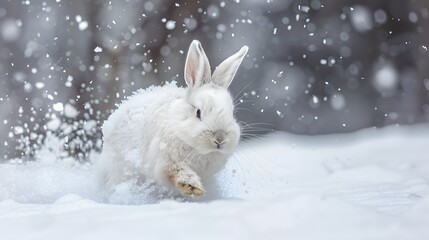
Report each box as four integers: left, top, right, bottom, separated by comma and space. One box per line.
97, 148, 127, 188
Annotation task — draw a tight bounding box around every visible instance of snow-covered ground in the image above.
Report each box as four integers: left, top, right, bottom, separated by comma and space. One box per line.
1, 124, 429, 240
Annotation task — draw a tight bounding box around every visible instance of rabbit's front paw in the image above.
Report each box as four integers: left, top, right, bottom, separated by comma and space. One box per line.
175, 175, 206, 196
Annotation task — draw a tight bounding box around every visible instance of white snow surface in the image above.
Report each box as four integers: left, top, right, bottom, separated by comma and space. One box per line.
1, 124, 429, 239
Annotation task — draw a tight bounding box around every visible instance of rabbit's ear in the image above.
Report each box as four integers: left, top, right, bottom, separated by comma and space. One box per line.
211, 46, 248, 88
184, 40, 211, 88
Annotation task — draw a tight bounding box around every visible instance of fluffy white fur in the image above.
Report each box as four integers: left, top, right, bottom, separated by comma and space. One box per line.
98, 40, 248, 196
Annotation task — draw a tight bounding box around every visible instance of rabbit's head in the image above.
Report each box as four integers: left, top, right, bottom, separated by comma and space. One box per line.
172, 40, 248, 155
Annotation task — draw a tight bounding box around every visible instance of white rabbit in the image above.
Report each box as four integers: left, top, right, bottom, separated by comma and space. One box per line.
98, 40, 248, 196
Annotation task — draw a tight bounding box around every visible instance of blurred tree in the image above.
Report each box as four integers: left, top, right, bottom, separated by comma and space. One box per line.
0, 0, 428, 160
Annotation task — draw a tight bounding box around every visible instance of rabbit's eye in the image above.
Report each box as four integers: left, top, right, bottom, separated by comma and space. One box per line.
196, 109, 201, 119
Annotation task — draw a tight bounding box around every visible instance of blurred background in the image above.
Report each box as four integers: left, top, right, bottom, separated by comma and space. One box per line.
0, 0, 428, 160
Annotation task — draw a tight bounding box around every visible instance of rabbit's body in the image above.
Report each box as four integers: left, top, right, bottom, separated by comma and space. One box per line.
99, 40, 248, 196
100, 83, 228, 188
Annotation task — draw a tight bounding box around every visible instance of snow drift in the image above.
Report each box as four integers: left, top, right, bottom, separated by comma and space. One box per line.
0, 124, 429, 239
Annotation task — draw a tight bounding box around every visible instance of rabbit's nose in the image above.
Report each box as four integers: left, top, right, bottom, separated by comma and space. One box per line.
213, 131, 225, 148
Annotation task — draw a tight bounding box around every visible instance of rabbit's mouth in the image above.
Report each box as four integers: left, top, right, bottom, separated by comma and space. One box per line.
205, 147, 229, 155
195, 139, 233, 155
210, 131, 234, 152
215, 141, 223, 149
193, 129, 238, 155
211, 138, 237, 154
213, 141, 226, 152
213, 135, 225, 150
